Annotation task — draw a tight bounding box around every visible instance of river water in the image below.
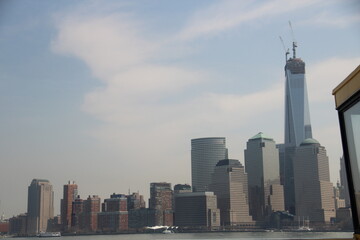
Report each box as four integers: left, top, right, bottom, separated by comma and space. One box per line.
3, 232, 353, 240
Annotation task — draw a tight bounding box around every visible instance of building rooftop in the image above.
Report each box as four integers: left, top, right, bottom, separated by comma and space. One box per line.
216, 159, 242, 167
174, 191, 215, 198
191, 137, 226, 143
249, 132, 273, 141
286, 58, 305, 74
300, 138, 320, 146
174, 184, 191, 191
31, 179, 50, 184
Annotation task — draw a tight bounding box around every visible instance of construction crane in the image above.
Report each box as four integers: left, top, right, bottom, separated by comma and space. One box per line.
289, 21, 297, 58
279, 36, 290, 62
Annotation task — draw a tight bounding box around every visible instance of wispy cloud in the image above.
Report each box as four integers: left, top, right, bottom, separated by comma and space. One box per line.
52, 13, 156, 80
51, 1, 358, 190
177, 0, 320, 40
307, 57, 360, 103
299, 11, 360, 28
82, 65, 205, 126
306, 57, 359, 183
51, 4, 286, 180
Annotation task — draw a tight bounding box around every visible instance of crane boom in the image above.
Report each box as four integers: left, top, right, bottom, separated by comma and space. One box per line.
279, 36, 290, 62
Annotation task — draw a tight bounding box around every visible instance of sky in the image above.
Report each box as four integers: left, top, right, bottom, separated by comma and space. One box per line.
0, 0, 359, 218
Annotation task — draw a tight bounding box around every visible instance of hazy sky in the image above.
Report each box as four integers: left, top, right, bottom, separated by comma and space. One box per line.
1, 0, 359, 217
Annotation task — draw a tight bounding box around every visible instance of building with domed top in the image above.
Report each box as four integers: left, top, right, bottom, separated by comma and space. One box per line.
293, 138, 335, 223
210, 159, 252, 225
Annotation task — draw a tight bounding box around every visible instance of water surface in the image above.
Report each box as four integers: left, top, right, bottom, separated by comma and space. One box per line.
3, 232, 353, 240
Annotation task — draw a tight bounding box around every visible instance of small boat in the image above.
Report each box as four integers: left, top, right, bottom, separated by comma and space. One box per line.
162, 229, 174, 234
294, 216, 312, 231
38, 232, 61, 237
294, 226, 312, 232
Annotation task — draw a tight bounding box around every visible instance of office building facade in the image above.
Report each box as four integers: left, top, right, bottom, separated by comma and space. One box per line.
61, 181, 78, 231
210, 159, 252, 225
26, 179, 54, 235
245, 132, 284, 221
339, 156, 351, 207
282, 46, 313, 214
126, 192, 146, 210
98, 194, 128, 232
82, 195, 101, 232
9, 214, 27, 236
149, 182, 173, 226
284, 55, 312, 147
293, 138, 335, 223
71, 195, 84, 231
128, 209, 155, 229
174, 192, 220, 228
191, 137, 228, 192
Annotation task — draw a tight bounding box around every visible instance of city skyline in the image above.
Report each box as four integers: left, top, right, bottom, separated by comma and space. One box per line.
0, 0, 359, 217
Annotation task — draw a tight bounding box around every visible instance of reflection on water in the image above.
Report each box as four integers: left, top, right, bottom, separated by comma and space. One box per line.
3, 232, 353, 240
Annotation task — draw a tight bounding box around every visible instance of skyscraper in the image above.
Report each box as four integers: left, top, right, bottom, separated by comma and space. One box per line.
281, 43, 313, 214
284, 44, 312, 147
82, 195, 100, 232
210, 159, 252, 225
339, 156, 351, 207
293, 138, 335, 222
71, 195, 83, 231
191, 137, 228, 192
61, 181, 78, 231
27, 179, 54, 235
244, 132, 284, 221
149, 182, 173, 226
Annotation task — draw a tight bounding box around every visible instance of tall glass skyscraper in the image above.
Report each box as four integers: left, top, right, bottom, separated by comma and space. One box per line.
281, 44, 313, 214
284, 55, 312, 147
191, 137, 228, 192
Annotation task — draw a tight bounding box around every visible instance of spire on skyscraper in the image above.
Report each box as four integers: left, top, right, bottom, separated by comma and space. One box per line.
289, 21, 297, 59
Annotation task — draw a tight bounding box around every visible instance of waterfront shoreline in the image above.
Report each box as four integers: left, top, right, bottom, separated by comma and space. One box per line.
5, 231, 354, 240
9, 229, 351, 238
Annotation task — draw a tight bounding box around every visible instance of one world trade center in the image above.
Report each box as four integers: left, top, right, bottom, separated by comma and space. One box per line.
281, 42, 313, 214
284, 42, 312, 147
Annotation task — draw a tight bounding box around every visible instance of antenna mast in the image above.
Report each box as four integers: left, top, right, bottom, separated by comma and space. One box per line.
279, 36, 290, 62
289, 21, 297, 58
